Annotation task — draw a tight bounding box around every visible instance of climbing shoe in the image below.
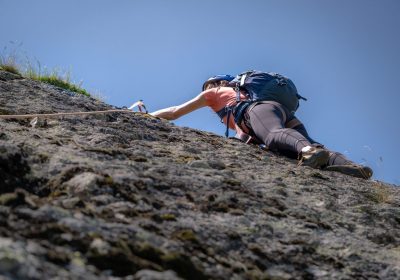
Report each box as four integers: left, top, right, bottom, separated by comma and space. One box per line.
325, 164, 373, 179
298, 146, 330, 169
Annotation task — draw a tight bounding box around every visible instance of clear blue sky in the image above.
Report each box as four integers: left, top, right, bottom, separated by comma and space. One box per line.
1, 0, 399, 185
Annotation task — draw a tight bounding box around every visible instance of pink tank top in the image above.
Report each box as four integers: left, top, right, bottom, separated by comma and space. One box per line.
203, 87, 247, 130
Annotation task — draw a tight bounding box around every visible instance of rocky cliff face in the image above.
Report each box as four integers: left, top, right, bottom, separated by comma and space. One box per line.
0, 69, 399, 279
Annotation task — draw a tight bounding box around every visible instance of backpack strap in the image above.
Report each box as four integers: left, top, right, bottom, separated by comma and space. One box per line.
216, 104, 261, 144
216, 105, 236, 138
296, 93, 307, 101
237, 74, 247, 101
216, 105, 234, 120
225, 107, 232, 137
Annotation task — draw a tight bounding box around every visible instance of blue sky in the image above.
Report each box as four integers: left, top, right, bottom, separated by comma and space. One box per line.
1, 0, 399, 185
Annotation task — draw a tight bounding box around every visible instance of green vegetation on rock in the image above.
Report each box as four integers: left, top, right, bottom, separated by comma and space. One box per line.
32, 73, 90, 97
1, 50, 90, 96
0, 64, 21, 76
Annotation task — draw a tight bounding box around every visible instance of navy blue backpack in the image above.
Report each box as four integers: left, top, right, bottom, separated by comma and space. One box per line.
230, 70, 305, 111
217, 70, 307, 137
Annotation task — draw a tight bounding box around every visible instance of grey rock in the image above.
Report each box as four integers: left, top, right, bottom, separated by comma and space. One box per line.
188, 160, 211, 169
0, 70, 22, 81
61, 197, 82, 208
0, 142, 31, 193
0, 69, 399, 279
207, 159, 226, 170
64, 172, 102, 195
133, 269, 183, 280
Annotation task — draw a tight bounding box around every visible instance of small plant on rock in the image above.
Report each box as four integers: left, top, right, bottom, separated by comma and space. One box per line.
1, 43, 91, 96
0, 46, 22, 75
26, 66, 90, 97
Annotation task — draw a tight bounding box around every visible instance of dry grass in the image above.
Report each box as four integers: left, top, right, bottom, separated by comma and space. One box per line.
0, 64, 21, 75
368, 181, 392, 204
0, 52, 22, 75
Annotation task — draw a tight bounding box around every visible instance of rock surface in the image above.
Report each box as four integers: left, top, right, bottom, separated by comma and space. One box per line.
0, 69, 400, 279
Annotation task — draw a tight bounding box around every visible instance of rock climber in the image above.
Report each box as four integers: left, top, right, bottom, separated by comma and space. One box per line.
150, 73, 373, 179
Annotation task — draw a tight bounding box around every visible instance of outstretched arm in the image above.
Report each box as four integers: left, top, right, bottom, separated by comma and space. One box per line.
150, 92, 207, 120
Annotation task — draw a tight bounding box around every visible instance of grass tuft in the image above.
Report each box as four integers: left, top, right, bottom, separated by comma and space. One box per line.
23, 61, 91, 96
0, 51, 22, 75
366, 181, 392, 204
1, 44, 91, 97
36, 73, 90, 97
0, 64, 21, 75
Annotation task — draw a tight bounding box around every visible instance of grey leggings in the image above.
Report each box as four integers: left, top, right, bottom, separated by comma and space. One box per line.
245, 102, 352, 166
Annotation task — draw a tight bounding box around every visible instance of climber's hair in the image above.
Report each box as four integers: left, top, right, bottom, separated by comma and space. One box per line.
204, 80, 229, 90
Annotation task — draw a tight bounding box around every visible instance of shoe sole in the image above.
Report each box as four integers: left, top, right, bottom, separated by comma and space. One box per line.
325, 165, 373, 179
301, 150, 330, 169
